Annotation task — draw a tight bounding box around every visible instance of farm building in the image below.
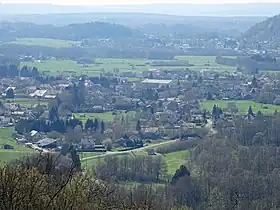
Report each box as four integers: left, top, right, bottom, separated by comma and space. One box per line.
36, 138, 57, 149
29, 90, 48, 98
141, 79, 174, 88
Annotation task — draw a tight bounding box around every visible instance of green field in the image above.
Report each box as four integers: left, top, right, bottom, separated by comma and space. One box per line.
164, 150, 190, 173
201, 100, 280, 114
75, 111, 135, 124
81, 149, 190, 175
175, 56, 236, 71
7, 38, 78, 48
6, 98, 49, 107
21, 58, 149, 76
21, 56, 236, 77
0, 128, 34, 163
75, 112, 114, 123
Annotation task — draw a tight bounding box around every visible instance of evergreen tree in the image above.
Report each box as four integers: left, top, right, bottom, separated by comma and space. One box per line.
248, 106, 254, 116
212, 105, 217, 118
31, 67, 39, 77
251, 76, 258, 88
206, 92, 213, 100
94, 118, 99, 132
202, 110, 207, 122
100, 121, 105, 134
6, 88, 15, 99
69, 145, 81, 171
136, 120, 141, 132
171, 165, 191, 185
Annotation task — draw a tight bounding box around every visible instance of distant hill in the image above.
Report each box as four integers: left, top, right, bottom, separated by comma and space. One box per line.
242, 14, 280, 47
1, 12, 266, 27
0, 21, 140, 41
0, 3, 278, 16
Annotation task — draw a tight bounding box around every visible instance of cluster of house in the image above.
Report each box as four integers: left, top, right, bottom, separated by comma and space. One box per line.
0, 65, 275, 152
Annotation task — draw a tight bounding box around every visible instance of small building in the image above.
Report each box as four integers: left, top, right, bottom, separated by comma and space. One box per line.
29, 90, 48, 98
141, 79, 173, 88
3, 144, 14, 150
94, 144, 106, 152
147, 149, 156, 155
36, 138, 57, 149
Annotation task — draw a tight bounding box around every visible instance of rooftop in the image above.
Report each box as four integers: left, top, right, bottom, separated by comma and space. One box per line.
36, 138, 57, 147
142, 79, 172, 85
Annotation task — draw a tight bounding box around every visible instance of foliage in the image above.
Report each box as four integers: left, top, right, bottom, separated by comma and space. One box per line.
94, 155, 168, 183
5, 88, 14, 99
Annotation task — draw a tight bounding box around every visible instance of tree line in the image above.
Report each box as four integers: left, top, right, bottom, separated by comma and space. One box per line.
15, 117, 105, 135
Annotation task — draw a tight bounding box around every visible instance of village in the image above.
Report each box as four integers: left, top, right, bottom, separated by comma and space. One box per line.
0, 60, 277, 157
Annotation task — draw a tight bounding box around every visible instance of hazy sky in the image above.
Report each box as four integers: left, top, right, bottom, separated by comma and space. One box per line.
1, 0, 280, 5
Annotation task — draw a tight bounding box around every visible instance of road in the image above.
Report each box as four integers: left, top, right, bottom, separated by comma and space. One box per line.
81, 139, 178, 161
82, 120, 217, 161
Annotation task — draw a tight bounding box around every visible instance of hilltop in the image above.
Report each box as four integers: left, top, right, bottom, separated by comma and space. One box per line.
0, 21, 139, 41
242, 14, 280, 48
0, 3, 278, 16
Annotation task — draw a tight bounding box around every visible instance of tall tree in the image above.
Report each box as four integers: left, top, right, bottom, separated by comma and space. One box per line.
94, 118, 99, 132
100, 121, 105, 134
136, 120, 141, 132
6, 88, 15, 99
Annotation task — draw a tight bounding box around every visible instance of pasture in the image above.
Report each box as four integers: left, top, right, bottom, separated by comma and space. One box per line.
164, 150, 190, 173
0, 128, 34, 163
75, 111, 135, 124
81, 148, 190, 175
21, 58, 149, 77
5, 98, 49, 107
175, 56, 236, 71
21, 56, 235, 77
201, 100, 280, 114
7, 38, 78, 48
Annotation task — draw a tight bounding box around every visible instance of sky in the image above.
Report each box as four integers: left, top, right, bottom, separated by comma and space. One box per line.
1, 0, 280, 5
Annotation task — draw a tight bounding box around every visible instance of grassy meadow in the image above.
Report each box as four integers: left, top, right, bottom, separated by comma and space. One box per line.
75, 111, 136, 124
201, 100, 280, 115
20, 56, 236, 77
7, 38, 79, 48
163, 150, 190, 173
5, 98, 49, 107
175, 56, 236, 71
0, 128, 34, 163
21, 58, 149, 76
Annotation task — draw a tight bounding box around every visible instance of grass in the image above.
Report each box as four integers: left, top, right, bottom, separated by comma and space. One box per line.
21, 58, 149, 76
200, 100, 280, 114
7, 38, 78, 48
21, 56, 236, 77
163, 150, 190, 174
5, 98, 49, 107
75, 112, 114, 123
82, 150, 190, 175
75, 111, 136, 125
0, 128, 34, 163
175, 56, 236, 71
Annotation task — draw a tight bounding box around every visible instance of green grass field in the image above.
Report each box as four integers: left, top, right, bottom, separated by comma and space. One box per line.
21, 56, 236, 77
201, 100, 280, 114
75, 111, 136, 125
21, 58, 149, 76
163, 150, 190, 173
81, 148, 190, 175
7, 38, 78, 48
75, 112, 114, 123
0, 128, 34, 163
175, 56, 236, 71
6, 98, 49, 107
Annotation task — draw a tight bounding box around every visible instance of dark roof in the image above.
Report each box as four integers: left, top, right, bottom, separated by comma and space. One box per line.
36, 138, 57, 147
